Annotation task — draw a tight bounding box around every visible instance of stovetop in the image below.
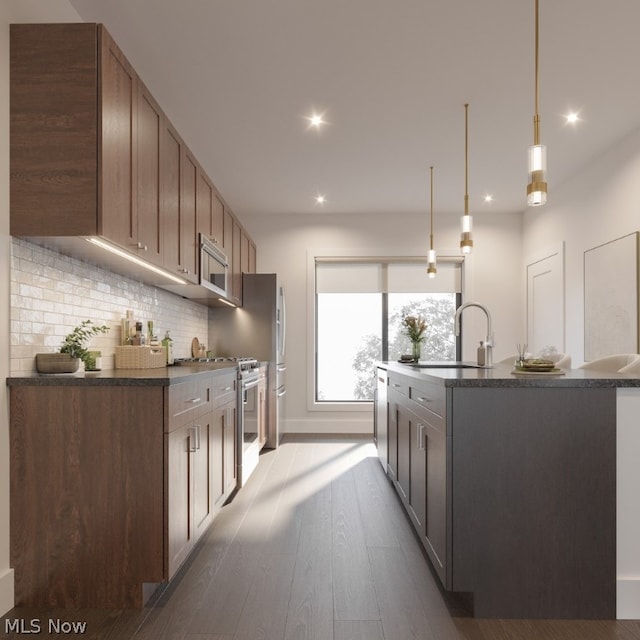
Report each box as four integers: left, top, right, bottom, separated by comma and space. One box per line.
173, 356, 258, 371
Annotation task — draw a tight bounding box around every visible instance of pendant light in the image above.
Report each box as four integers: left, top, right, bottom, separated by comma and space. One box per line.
427, 165, 437, 278
460, 103, 473, 254
527, 0, 547, 206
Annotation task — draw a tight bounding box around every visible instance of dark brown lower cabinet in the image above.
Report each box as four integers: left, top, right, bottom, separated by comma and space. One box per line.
9, 369, 238, 609
378, 366, 617, 620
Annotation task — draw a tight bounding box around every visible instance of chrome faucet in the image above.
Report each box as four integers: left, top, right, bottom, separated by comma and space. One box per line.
454, 302, 494, 367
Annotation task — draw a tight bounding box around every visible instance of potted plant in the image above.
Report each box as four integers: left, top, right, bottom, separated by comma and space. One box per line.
36, 320, 110, 373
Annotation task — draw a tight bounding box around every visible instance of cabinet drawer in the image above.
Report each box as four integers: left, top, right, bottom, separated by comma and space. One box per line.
213, 373, 237, 407
168, 379, 212, 430
388, 372, 410, 398
410, 380, 446, 418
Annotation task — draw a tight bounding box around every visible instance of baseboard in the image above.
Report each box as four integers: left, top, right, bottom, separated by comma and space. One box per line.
0, 567, 14, 616
617, 579, 640, 619
282, 418, 372, 435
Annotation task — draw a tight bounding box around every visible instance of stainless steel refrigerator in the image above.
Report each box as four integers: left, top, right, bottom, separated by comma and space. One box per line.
208, 273, 285, 448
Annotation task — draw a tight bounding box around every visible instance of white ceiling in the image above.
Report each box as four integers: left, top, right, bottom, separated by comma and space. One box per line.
54, 1, 640, 219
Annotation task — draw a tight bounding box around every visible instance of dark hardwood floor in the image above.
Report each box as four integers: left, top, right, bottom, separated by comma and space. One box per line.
2, 436, 640, 639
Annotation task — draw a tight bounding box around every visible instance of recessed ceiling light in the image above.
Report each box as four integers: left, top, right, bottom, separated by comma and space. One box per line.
565, 111, 580, 125
315, 194, 326, 205
306, 111, 327, 129
484, 194, 494, 203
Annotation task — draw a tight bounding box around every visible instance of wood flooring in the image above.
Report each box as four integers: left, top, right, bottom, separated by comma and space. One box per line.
2, 436, 640, 640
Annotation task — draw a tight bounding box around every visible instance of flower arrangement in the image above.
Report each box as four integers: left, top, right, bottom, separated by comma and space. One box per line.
402, 315, 427, 343
402, 315, 427, 362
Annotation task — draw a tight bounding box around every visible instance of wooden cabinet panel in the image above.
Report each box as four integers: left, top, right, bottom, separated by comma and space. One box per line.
241, 227, 250, 275
408, 407, 426, 534
10, 23, 98, 236
223, 404, 237, 496
223, 208, 233, 254
181, 150, 199, 282
212, 193, 225, 248
10, 385, 164, 608
137, 82, 163, 265
196, 170, 213, 241
211, 406, 225, 508
231, 217, 242, 304
249, 240, 257, 273
99, 26, 137, 248
161, 118, 197, 282
425, 420, 446, 583
192, 417, 213, 541
387, 393, 399, 482
166, 425, 193, 579
10, 23, 258, 305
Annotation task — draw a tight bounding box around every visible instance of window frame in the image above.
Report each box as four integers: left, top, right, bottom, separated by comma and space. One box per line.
307, 249, 470, 412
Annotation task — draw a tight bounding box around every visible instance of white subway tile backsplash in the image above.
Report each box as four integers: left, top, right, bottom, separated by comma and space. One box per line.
10, 238, 209, 374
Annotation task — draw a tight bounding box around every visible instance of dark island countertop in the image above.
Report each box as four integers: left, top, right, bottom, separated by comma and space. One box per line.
6, 362, 238, 387
379, 360, 640, 388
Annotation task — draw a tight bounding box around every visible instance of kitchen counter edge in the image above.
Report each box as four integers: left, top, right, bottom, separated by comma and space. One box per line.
377, 361, 640, 388
6, 363, 238, 387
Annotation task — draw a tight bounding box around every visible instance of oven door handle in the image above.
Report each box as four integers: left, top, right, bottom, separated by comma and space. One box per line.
242, 377, 260, 390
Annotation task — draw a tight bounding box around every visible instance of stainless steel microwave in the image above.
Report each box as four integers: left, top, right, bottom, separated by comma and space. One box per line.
200, 234, 228, 298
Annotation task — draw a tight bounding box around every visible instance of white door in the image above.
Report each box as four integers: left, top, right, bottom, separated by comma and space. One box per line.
526, 246, 564, 356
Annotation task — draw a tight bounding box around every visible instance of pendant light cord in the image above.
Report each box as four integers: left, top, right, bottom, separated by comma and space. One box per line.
464, 103, 469, 216
429, 166, 434, 250
533, 0, 540, 145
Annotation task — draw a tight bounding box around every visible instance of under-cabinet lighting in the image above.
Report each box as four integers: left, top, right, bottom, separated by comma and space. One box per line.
86, 237, 189, 285
217, 297, 237, 307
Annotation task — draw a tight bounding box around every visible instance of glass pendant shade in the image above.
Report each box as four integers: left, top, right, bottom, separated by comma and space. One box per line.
460, 214, 473, 254
427, 249, 437, 278
527, 143, 547, 206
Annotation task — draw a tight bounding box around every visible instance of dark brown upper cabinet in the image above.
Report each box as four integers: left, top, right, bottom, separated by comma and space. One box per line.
10, 22, 256, 300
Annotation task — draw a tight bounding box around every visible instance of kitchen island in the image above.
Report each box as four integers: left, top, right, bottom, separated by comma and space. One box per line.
7, 364, 239, 609
375, 361, 640, 620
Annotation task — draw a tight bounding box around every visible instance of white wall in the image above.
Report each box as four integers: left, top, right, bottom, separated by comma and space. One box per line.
244, 209, 523, 435
523, 126, 640, 366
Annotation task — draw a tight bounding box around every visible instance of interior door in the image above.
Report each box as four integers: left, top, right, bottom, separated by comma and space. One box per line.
526, 245, 564, 355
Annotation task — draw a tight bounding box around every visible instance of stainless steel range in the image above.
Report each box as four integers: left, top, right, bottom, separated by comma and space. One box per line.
174, 356, 260, 487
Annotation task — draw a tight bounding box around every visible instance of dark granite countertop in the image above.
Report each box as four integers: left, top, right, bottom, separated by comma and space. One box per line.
6, 362, 238, 387
379, 361, 640, 388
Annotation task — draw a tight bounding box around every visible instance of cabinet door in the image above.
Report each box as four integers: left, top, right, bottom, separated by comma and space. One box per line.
181, 150, 199, 282
231, 217, 242, 304
100, 27, 137, 248
375, 369, 388, 472
387, 394, 399, 481
211, 406, 225, 508
425, 420, 447, 584
166, 425, 193, 579
409, 411, 426, 535
396, 404, 411, 503
212, 193, 225, 248
223, 405, 237, 496
241, 227, 250, 275
196, 170, 214, 241
248, 241, 257, 273
137, 81, 163, 265
192, 416, 213, 542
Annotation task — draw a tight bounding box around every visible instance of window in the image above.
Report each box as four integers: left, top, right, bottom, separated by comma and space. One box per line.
315, 258, 462, 402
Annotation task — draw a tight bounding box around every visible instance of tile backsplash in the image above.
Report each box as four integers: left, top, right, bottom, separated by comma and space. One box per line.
10, 238, 209, 374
